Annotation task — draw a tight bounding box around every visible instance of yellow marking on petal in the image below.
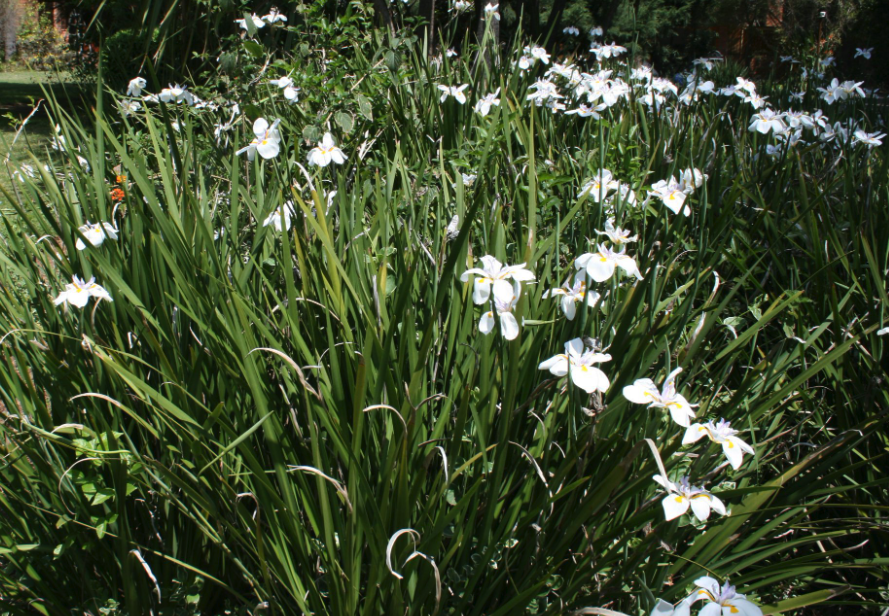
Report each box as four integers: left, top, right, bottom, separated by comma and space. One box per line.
697, 590, 716, 601
674, 496, 685, 503
727, 441, 735, 448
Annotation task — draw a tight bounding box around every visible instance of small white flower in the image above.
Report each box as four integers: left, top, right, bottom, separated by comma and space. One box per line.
839, 80, 865, 98
529, 46, 550, 64
744, 92, 768, 109
461, 172, 477, 186
473, 88, 501, 116
526, 79, 562, 105
566, 103, 607, 118
853, 130, 885, 147
687, 577, 763, 616
539, 337, 611, 394
542, 274, 600, 320
308, 132, 347, 167
235, 13, 266, 30
75, 221, 118, 250
817, 78, 846, 104
650, 177, 691, 216
735, 76, 757, 95
158, 84, 194, 105
563, 26, 579, 36
679, 168, 707, 194
459, 255, 535, 305
263, 201, 296, 232
451, 0, 472, 12
749, 108, 787, 135
692, 56, 721, 71
236, 117, 281, 161
623, 368, 697, 427
683, 419, 755, 470
478, 281, 521, 340
261, 8, 288, 24
588, 26, 603, 38
575, 244, 643, 282
483, 3, 500, 20
580, 169, 618, 202
591, 42, 627, 61
53, 276, 113, 309
854, 47, 873, 60
269, 76, 300, 102
126, 77, 147, 97
652, 475, 726, 522
596, 218, 637, 245
445, 48, 458, 58
438, 84, 469, 104
119, 99, 142, 116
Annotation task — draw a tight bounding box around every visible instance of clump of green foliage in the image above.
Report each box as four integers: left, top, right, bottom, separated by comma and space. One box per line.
0, 3, 887, 615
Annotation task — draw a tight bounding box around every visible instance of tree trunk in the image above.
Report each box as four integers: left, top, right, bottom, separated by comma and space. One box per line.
417, 0, 436, 54
374, 0, 395, 35
544, 0, 567, 39
526, 0, 539, 37
602, 0, 624, 32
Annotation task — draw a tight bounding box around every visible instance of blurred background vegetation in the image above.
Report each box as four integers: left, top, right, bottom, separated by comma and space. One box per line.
1, 0, 887, 85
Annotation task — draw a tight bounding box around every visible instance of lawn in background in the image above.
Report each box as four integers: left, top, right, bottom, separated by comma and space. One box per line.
0, 70, 87, 198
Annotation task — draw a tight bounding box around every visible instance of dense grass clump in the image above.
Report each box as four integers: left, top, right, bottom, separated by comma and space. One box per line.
1, 11, 887, 616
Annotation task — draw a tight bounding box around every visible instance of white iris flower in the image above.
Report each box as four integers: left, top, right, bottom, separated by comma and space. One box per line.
308, 132, 347, 167
542, 274, 600, 320
236, 118, 282, 161
478, 281, 521, 341
683, 419, 755, 470
652, 475, 727, 522
127, 77, 146, 97
596, 218, 637, 245
269, 76, 300, 102
235, 14, 266, 30
650, 177, 691, 216
623, 368, 697, 427
473, 88, 501, 116
438, 84, 470, 104
75, 221, 118, 251
575, 244, 643, 282
539, 337, 611, 394
459, 255, 535, 305
687, 577, 763, 616
263, 202, 296, 232
54, 276, 113, 309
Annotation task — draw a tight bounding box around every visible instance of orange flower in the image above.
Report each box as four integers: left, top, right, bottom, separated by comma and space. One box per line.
116, 174, 127, 184
110, 188, 126, 202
